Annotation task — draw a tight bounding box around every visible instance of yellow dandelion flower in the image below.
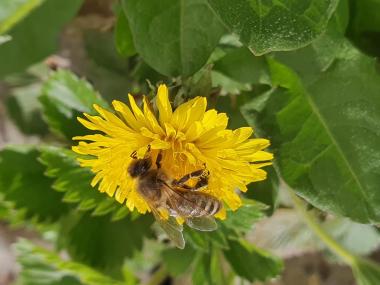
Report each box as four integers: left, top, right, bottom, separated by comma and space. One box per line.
72, 84, 273, 219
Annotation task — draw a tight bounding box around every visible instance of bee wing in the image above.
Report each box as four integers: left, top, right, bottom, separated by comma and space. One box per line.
149, 205, 185, 249
161, 184, 210, 217
186, 216, 218, 231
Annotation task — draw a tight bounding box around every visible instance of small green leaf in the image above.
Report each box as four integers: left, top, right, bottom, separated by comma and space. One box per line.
39, 70, 108, 139
207, 0, 339, 55
39, 146, 129, 220
0, 0, 44, 34
223, 239, 283, 282
16, 239, 125, 285
162, 246, 196, 276
0, 146, 68, 222
223, 199, 266, 234
114, 7, 136, 58
122, 0, 225, 76
0, 0, 82, 77
60, 213, 153, 272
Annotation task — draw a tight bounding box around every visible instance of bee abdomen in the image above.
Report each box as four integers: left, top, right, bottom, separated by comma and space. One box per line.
185, 194, 221, 217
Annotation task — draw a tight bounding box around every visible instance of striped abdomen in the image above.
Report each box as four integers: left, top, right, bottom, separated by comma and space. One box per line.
173, 192, 221, 217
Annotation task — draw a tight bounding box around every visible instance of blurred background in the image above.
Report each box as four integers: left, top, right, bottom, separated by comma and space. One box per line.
1, 0, 380, 284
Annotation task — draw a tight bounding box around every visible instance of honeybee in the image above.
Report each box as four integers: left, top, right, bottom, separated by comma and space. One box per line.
128, 145, 222, 249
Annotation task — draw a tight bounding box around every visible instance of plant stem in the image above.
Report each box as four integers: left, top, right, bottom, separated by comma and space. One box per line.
146, 265, 168, 285
288, 189, 356, 266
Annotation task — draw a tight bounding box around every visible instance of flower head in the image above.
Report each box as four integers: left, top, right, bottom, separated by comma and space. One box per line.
72, 85, 272, 219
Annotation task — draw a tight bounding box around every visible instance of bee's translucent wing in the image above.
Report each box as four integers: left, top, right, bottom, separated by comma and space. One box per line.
186, 216, 217, 231
150, 206, 185, 249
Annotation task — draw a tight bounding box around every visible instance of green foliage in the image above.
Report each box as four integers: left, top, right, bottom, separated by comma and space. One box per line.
122, 0, 225, 76
114, 7, 136, 58
39, 146, 129, 220
59, 213, 153, 273
207, 0, 339, 55
2, 1, 380, 284
223, 239, 283, 282
0, 0, 82, 77
162, 245, 196, 276
0, 0, 44, 34
5, 83, 48, 135
352, 257, 380, 285
0, 146, 68, 222
242, 43, 380, 224
40, 69, 108, 140
16, 239, 125, 285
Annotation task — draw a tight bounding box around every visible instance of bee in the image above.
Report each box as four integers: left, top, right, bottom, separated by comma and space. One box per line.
128, 145, 222, 248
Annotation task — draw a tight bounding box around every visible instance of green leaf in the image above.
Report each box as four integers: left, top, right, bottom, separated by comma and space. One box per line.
60, 213, 153, 272
0, 146, 68, 222
16, 239, 125, 285
122, 0, 225, 76
223, 199, 266, 235
39, 70, 108, 140
207, 0, 339, 55
162, 246, 196, 276
243, 42, 380, 224
213, 47, 269, 84
352, 257, 380, 285
0, 0, 44, 34
114, 7, 136, 58
223, 239, 283, 282
245, 166, 279, 215
347, 0, 380, 57
5, 83, 48, 135
39, 146, 129, 221
192, 247, 224, 285
84, 30, 129, 74
0, 0, 82, 77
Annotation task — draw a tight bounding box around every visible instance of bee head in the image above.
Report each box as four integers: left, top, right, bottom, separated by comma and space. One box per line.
128, 158, 152, 178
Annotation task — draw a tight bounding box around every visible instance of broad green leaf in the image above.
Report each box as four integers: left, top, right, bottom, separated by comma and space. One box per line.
39, 146, 129, 221
0, 0, 44, 34
207, 0, 339, 55
274, 0, 350, 84
16, 239, 125, 285
162, 246, 196, 276
114, 7, 136, 58
39, 70, 108, 140
223, 239, 283, 282
0, 146, 68, 222
122, 0, 225, 76
6, 83, 48, 135
0, 0, 82, 77
60, 213, 153, 272
242, 42, 380, 224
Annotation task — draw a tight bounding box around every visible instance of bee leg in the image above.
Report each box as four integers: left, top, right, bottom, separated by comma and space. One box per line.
172, 168, 209, 188
130, 150, 138, 159
156, 151, 163, 169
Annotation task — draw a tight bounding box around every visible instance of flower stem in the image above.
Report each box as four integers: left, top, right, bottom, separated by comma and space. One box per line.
288, 190, 356, 266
